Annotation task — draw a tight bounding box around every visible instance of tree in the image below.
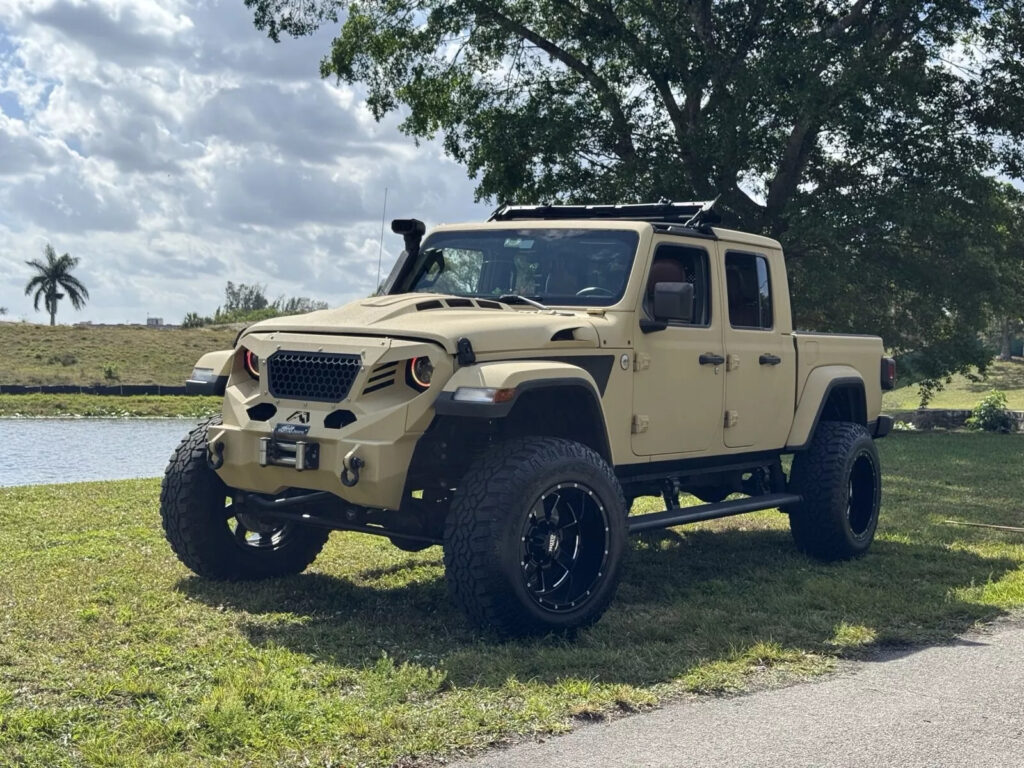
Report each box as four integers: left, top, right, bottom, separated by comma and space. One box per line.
24, 244, 89, 326
223, 281, 270, 313
0, 307, 7, 316
246, 0, 1024, 388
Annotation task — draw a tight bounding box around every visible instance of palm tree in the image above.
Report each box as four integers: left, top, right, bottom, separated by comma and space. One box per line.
24, 244, 89, 326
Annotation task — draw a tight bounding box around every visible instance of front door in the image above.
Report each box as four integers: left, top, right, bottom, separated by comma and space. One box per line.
721, 249, 795, 449
631, 240, 725, 457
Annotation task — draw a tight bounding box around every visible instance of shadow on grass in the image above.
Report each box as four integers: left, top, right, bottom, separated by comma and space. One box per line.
177, 524, 1016, 689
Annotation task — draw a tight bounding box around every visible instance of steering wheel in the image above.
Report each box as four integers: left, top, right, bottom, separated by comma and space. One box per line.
575, 286, 614, 297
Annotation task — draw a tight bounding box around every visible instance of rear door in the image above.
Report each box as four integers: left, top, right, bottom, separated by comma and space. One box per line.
631, 238, 725, 456
721, 249, 795, 449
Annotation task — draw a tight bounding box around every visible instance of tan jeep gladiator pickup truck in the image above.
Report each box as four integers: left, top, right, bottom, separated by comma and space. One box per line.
163, 201, 896, 636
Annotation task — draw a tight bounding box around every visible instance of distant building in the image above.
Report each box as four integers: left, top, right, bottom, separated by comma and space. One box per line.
146, 317, 164, 327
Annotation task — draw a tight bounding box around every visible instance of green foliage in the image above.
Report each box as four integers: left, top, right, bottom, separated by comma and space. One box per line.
182, 312, 207, 329
2, 434, 1024, 765
182, 283, 330, 327
23, 243, 90, 326
966, 391, 1015, 433
277, 296, 329, 314
223, 281, 270, 313
247, 0, 1024, 388
102, 364, 120, 382
0, 393, 221, 418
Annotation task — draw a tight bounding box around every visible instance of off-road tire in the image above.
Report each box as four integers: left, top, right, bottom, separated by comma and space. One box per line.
160, 416, 330, 579
443, 437, 627, 636
787, 422, 881, 560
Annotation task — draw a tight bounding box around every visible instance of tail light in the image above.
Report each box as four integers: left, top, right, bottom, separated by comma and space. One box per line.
881, 357, 896, 390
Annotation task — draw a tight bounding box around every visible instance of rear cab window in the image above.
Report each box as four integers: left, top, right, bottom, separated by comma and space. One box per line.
725, 252, 773, 329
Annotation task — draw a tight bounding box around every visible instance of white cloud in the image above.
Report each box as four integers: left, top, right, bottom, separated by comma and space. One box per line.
0, 0, 489, 324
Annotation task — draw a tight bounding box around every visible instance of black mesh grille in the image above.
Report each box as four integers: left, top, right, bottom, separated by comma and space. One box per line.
266, 351, 362, 402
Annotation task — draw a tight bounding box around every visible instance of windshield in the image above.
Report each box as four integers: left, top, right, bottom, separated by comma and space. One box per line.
391, 228, 640, 307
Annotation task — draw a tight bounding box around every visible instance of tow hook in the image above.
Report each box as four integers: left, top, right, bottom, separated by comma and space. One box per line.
341, 449, 365, 487
207, 441, 225, 471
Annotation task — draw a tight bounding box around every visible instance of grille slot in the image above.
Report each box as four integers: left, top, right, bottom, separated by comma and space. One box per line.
266, 351, 362, 402
362, 361, 397, 395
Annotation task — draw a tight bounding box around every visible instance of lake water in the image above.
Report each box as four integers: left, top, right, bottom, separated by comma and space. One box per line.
0, 418, 201, 487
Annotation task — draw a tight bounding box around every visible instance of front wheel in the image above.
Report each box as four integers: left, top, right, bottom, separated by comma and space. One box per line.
787, 422, 881, 560
160, 417, 330, 580
443, 437, 627, 636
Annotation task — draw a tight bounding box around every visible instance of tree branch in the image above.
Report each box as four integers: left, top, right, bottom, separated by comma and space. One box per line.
473, 4, 637, 163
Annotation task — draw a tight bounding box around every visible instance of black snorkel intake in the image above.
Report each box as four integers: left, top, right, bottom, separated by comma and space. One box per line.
391, 218, 426, 260
379, 218, 426, 295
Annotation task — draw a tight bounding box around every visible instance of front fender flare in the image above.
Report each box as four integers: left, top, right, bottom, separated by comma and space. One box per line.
434, 361, 603, 419
185, 349, 234, 396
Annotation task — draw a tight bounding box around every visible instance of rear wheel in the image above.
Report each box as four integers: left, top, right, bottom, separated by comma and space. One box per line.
160, 417, 330, 579
443, 437, 627, 636
787, 422, 881, 560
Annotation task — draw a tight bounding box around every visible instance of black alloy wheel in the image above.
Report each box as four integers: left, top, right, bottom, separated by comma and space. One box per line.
520, 482, 610, 613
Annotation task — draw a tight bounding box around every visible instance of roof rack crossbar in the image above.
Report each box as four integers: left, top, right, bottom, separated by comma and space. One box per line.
488, 200, 721, 226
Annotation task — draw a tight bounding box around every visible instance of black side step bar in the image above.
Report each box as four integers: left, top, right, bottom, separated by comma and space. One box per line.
627, 492, 802, 534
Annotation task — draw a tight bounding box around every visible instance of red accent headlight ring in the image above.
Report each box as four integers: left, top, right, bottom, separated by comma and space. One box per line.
243, 349, 260, 379
408, 356, 433, 391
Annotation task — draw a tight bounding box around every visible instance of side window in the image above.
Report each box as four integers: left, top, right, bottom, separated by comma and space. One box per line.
725, 252, 772, 329
645, 244, 711, 326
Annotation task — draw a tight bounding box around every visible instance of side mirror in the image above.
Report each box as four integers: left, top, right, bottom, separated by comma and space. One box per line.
653, 281, 694, 323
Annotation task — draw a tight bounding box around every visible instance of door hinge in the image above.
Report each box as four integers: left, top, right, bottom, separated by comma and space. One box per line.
633, 353, 651, 372
727, 354, 740, 371
632, 414, 650, 434
724, 410, 739, 428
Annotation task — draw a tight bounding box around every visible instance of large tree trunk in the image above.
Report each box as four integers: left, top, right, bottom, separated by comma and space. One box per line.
49, 307, 56, 326
999, 317, 1013, 361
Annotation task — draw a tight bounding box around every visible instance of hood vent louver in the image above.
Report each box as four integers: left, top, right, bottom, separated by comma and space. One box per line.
362, 360, 399, 395
550, 328, 578, 342
415, 298, 508, 311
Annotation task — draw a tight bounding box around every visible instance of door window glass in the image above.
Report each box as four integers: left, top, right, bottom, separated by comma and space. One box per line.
725, 252, 772, 329
645, 244, 711, 326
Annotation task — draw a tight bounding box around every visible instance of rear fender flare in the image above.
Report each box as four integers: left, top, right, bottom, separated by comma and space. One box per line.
786, 366, 866, 450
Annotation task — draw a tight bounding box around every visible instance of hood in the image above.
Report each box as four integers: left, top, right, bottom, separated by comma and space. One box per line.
244, 293, 602, 354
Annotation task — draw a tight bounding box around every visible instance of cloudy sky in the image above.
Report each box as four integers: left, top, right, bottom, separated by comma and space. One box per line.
0, 0, 490, 324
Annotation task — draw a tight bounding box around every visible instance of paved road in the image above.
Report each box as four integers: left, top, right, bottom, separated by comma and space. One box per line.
453, 620, 1024, 768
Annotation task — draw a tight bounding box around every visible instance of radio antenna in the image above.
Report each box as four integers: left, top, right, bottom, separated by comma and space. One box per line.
375, 187, 389, 293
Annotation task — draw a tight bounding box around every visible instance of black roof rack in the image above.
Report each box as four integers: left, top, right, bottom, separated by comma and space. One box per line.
488, 199, 721, 227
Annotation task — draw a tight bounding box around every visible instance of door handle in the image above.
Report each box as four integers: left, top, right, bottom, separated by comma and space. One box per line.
699, 353, 726, 366
759, 353, 782, 366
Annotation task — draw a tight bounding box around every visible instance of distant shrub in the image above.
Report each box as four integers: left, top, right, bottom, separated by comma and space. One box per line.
47, 353, 77, 366
966, 391, 1014, 433
103, 365, 120, 382
181, 312, 210, 329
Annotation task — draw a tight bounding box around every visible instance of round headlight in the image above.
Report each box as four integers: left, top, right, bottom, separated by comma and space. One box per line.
408, 356, 433, 390
243, 349, 260, 379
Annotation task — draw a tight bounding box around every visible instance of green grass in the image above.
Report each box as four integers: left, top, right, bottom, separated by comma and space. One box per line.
0, 394, 221, 419
2, 433, 1023, 766
883, 358, 1024, 411
0, 324, 237, 386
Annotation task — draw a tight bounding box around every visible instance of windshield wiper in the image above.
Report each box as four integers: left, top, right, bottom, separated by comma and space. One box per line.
498, 294, 549, 310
